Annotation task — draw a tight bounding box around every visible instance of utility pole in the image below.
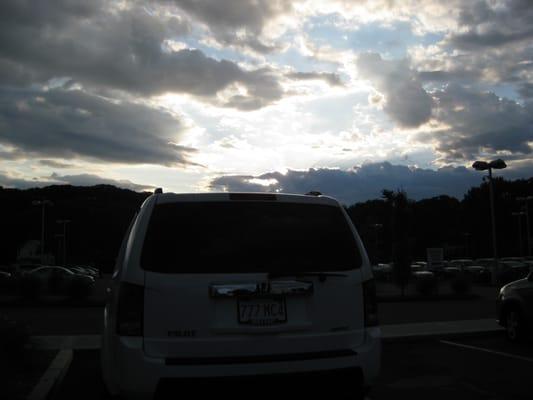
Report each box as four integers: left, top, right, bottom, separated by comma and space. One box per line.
517, 196, 533, 257
32, 199, 53, 264
56, 219, 71, 265
372, 223, 383, 263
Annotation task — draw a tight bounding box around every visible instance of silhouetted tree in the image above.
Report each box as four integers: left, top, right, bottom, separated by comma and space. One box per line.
383, 189, 412, 296
1, 176, 533, 273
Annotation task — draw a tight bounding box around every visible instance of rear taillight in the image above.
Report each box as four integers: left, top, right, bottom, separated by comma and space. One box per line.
362, 279, 378, 327
116, 282, 144, 336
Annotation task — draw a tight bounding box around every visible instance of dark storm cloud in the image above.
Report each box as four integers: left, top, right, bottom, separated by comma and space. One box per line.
0, 0, 284, 110
418, 51, 533, 96
0, 87, 198, 166
0, 171, 54, 189
210, 162, 492, 204
39, 160, 76, 169
0, 170, 152, 191
287, 72, 343, 86
450, 0, 533, 50
357, 53, 433, 128
0, 147, 25, 160
426, 85, 533, 162
518, 83, 533, 99
49, 173, 154, 191
359, 48, 533, 163
159, 0, 293, 53
412, 0, 533, 111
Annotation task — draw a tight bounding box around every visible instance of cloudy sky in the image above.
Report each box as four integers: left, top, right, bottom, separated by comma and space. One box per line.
1, 0, 532, 204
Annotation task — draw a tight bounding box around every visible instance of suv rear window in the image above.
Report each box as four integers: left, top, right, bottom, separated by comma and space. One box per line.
141, 201, 361, 273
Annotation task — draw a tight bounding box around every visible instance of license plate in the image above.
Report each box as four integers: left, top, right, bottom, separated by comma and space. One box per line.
238, 297, 287, 325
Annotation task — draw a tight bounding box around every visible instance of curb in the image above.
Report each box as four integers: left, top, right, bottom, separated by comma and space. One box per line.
0, 299, 106, 308
382, 328, 504, 343
27, 349, 73, 400
377, 294, 481, 302
381, 319, 504, 342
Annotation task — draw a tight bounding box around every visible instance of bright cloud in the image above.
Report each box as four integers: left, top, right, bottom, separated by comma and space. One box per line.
1, 0, 532, 203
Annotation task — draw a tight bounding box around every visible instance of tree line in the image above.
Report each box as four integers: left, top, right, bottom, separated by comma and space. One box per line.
346, 177, 533, 263
0, 177, 532, 272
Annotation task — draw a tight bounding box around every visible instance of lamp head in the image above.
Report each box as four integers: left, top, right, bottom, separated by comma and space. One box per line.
489, 159, 507, 170
472, 161, 489, 171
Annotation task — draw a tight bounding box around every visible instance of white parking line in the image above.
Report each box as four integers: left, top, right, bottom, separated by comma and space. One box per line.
440, 340, 533, 363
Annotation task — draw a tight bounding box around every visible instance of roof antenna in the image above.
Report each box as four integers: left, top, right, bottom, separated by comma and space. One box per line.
154, 188, 163, 194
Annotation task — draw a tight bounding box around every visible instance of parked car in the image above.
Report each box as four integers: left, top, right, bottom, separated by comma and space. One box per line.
101, 191, 381, 399
474, 258, 496, 268
412, 270, 435, 279
498, 261, 530, 285
442, 266, 462, 278
463, 265, 490, 283
412, 261, 427, 268
0, 271, 14, 290
410, 264, 425, 273
500, 257, 525, 263
68, 266, 97, 277
413, 271, 438, 296
497, 271, 533, 342
25, 266, 94, 294
447, 259, 474, 270
10, 263, 42, 277
372, 263, 392, 281
84, 266, 101, 277
427, 262, 446, 274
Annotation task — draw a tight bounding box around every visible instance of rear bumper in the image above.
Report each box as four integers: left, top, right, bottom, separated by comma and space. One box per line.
108, 327, 381, 400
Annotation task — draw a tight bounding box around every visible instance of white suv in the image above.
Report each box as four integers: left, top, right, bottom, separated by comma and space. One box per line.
101, 192, 381, 399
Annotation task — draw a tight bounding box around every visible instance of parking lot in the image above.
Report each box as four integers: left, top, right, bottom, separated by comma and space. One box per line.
53, 333, 532, 400
373, 334, 532, 400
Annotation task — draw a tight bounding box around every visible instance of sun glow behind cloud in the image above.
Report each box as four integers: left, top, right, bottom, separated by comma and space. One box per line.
1, 0, 532, 201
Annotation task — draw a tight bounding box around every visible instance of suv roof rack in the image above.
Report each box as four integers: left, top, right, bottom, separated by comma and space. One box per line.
305, 191, 322, 196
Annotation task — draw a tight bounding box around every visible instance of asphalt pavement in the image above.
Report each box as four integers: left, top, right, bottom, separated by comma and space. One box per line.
6, 278, 519, 399
54, 333, 533, 400
373, 334, 533, 400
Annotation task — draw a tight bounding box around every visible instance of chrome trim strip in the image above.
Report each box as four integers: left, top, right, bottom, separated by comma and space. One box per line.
209, 280, 313, 297
270, 280, 314, 295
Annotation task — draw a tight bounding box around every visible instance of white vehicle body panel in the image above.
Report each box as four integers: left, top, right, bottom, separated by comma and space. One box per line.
101, 192, 381, 399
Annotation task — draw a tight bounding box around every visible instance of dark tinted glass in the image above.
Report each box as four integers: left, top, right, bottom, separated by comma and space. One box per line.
141, 201, 361, 273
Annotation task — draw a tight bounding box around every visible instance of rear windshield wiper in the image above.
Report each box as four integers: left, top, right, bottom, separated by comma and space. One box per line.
267, 271, 348, 282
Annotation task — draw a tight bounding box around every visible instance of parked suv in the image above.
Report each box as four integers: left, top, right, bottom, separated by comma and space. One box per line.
497, 270, 533, 342
101, 192, 381, 399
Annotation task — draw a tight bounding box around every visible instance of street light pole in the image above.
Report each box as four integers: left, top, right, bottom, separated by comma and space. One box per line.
56, 219, 71, 265
488, 168, 498, 262
472, 159, 507, 285
517, 196, 533, 257
372, 223, 383, 263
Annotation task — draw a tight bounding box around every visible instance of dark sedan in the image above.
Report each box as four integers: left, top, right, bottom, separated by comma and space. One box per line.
497, 270, 533, 342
